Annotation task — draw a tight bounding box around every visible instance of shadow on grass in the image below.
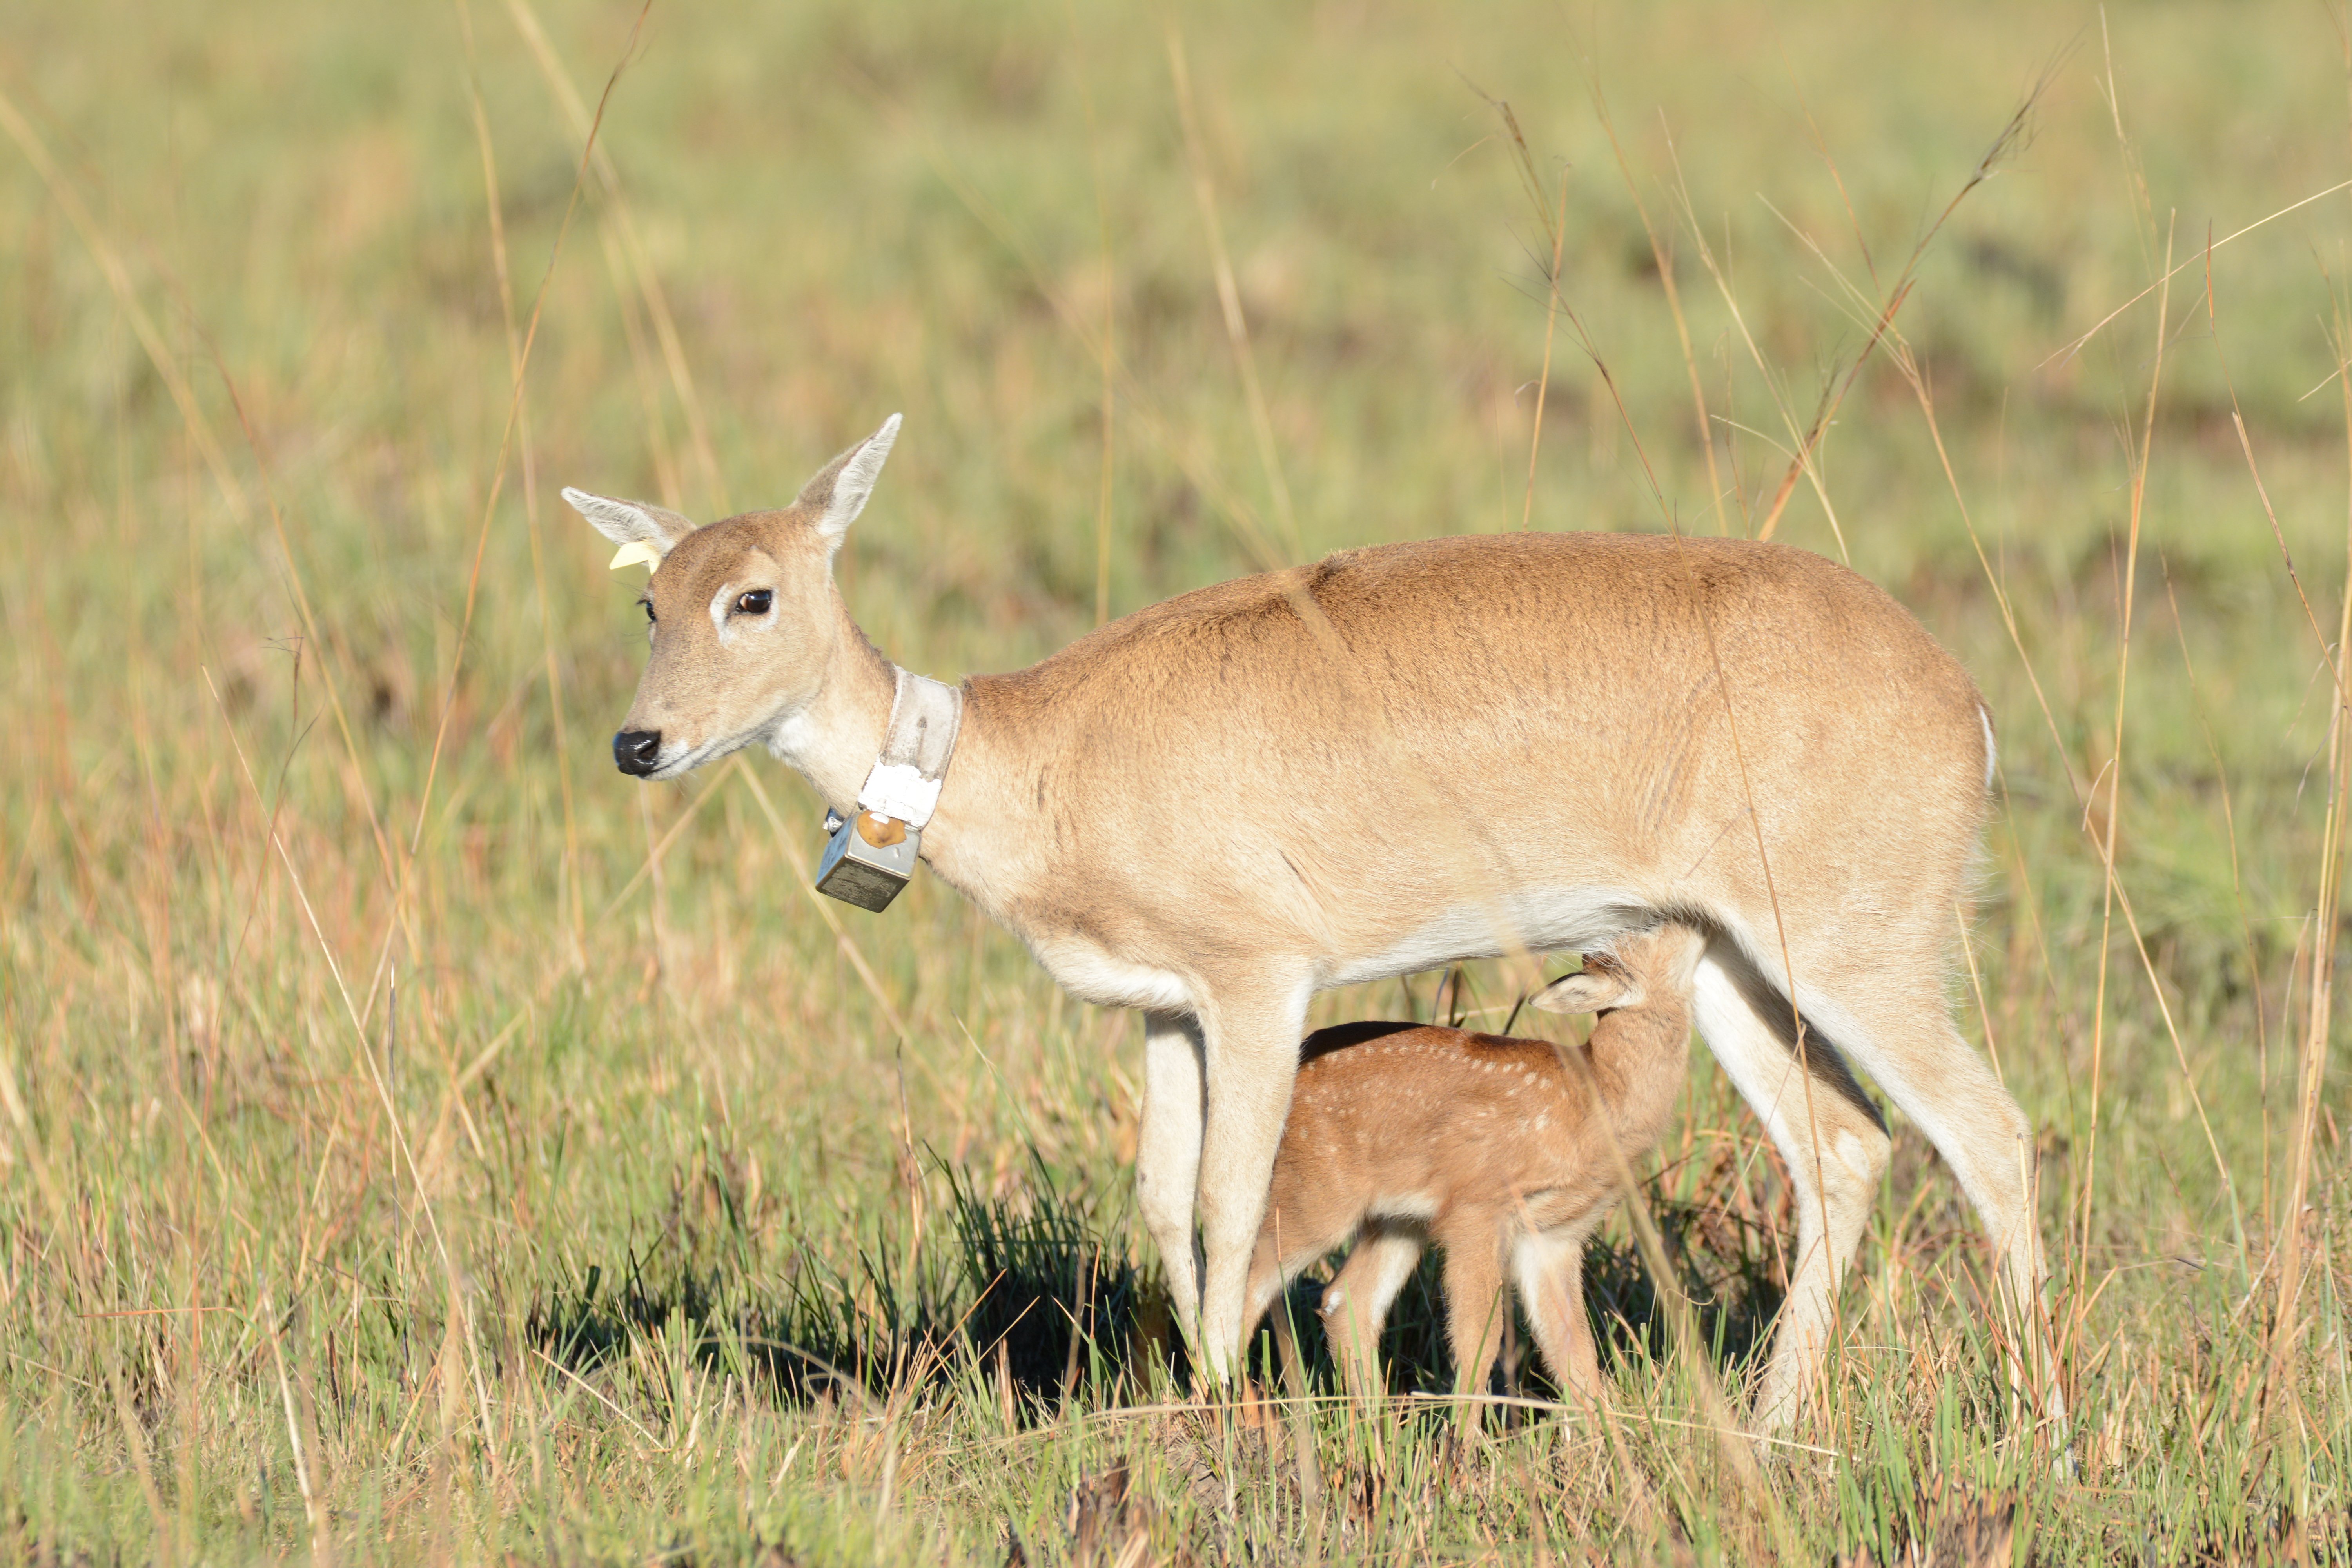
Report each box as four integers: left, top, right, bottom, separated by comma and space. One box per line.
526, 1151, 1159, 1410
527, 1144, 1784, 1417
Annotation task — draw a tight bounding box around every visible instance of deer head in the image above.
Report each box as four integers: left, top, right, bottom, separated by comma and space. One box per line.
563, 414, 901, 782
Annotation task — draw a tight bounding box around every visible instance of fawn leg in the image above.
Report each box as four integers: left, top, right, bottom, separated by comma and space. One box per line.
1437, 1209, 1511, 1423
1320, 1223, 1423, 1400
1515, 1223, 1603, 1407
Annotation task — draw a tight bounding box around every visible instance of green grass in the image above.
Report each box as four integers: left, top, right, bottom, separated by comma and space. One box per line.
4, 0, 2352, 1560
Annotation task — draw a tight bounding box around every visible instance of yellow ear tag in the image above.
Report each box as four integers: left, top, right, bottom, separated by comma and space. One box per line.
608, 540, 664, 572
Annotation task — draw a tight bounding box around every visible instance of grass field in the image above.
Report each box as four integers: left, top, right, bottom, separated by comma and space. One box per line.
5, 0, 2352, 1560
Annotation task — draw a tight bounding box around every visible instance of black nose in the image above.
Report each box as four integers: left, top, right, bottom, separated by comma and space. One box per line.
613, 729, 663, 776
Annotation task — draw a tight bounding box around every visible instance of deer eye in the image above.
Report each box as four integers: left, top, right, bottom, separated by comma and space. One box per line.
736, 589, 773, 615
641, 601, 657, 625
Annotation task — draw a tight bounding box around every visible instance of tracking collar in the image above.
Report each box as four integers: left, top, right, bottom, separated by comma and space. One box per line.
814, 668, 962, 911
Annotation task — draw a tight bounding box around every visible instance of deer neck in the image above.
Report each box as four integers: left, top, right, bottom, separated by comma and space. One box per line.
762, 593, 898, 816
760, 597, 1026, 918
1590, 1016, 1690, 1149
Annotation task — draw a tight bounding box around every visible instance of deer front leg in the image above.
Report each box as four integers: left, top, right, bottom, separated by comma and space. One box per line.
1136, 1010, 1208, 1358
1192, 984, 1310, 1386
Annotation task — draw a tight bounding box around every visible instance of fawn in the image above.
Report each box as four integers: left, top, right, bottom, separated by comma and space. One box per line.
1242, 921, 1708, 1406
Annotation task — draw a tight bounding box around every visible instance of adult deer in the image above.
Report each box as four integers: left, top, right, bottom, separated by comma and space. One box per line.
565, 414, 2053, 1432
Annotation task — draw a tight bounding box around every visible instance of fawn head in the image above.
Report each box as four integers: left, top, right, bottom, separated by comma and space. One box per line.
1532, 922, 1708, 1015
564, 415, 900, 780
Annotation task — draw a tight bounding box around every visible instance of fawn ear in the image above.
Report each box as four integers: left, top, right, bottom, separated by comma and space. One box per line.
796, 413, 902, 547
563, 489, 697, 571
1532, 965, 1642, 1015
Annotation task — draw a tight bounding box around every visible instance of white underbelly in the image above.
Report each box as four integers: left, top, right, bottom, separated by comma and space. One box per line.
1323, 886, 1647, 987
1024, 886, 1649, 1014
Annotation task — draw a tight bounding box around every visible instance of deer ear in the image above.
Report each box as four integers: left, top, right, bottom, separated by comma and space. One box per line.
1532, 966, 1642, 1016
796, 413, 902, 546
562, 488, 697, 570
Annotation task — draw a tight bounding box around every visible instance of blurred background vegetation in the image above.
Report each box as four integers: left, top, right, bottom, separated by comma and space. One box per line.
4, 0, 2352, 1561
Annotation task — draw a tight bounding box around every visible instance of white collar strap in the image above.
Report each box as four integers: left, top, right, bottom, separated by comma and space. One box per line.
855, 667, 963, 830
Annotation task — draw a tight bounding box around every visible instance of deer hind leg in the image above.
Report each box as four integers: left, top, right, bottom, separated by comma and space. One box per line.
1436, 1209, 1512, 1417
1320, 1222, 1423, 1399
1812, 968, 2060, 1431
1514, 1221, 1603, 1407
1691, 946, 1889, 1435
1191, 980, 1313, 1385
1136, 1011, 1208, 1360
